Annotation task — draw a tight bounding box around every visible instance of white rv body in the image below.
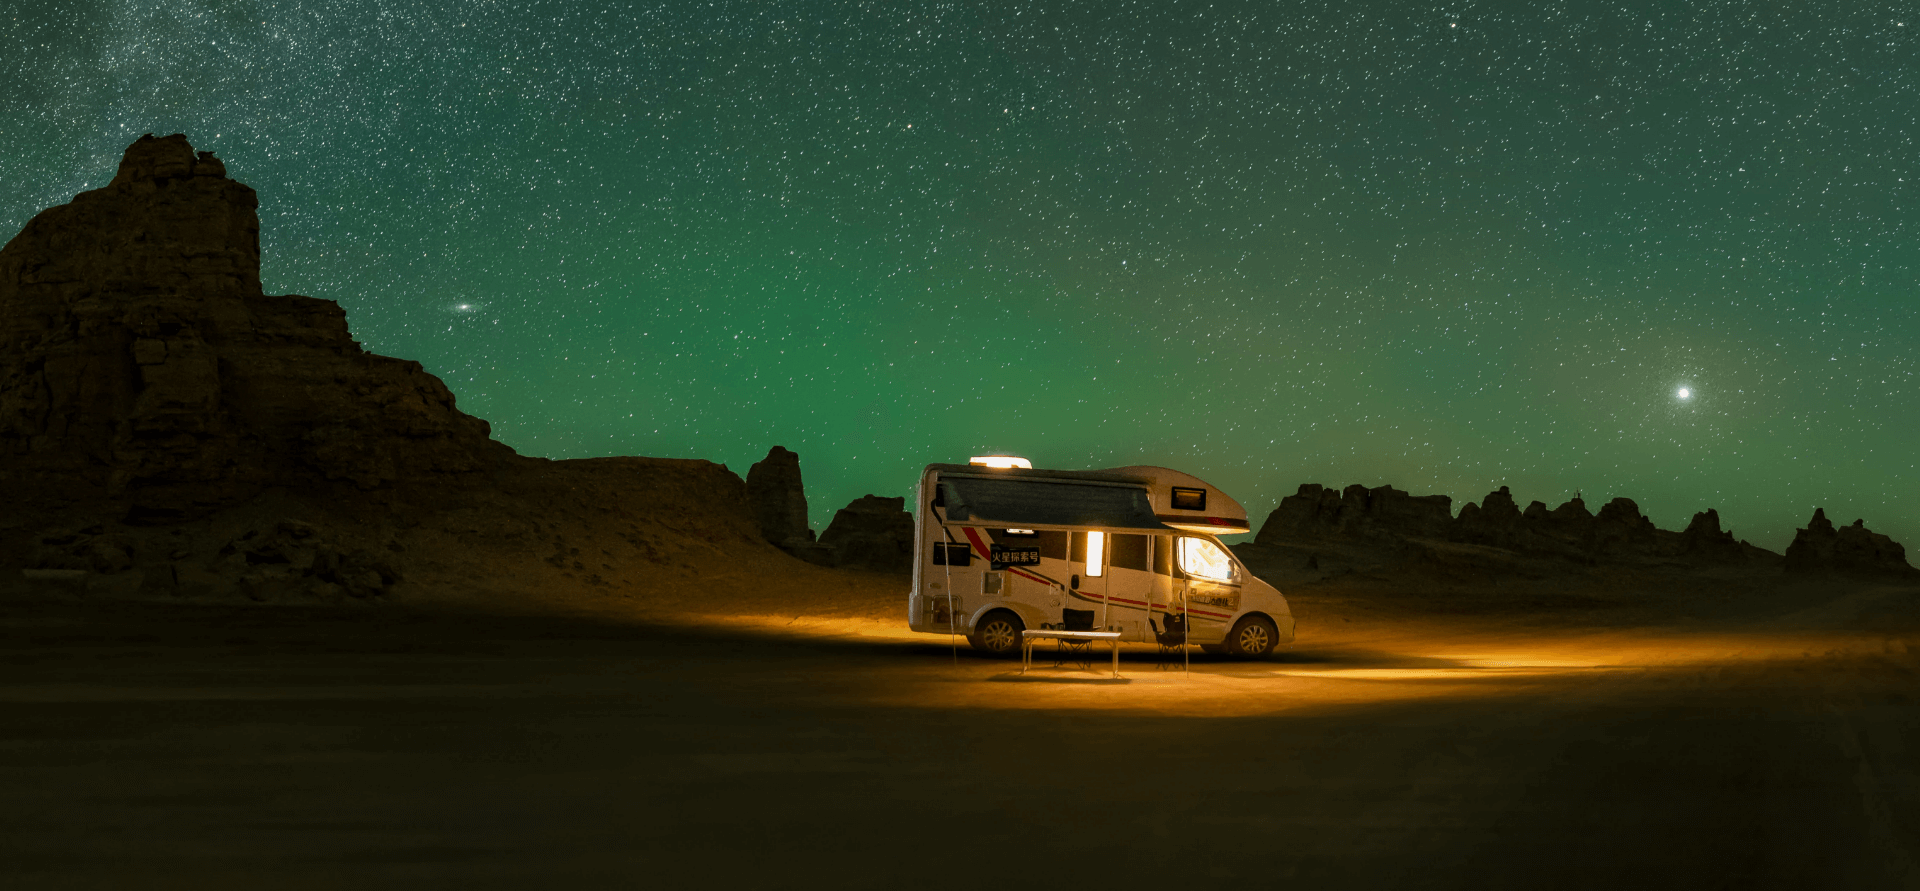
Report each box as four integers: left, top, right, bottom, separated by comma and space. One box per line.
908, 462, 1295, 656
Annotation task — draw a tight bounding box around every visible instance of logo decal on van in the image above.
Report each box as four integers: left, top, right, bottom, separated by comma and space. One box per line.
990, 545, 1041, 569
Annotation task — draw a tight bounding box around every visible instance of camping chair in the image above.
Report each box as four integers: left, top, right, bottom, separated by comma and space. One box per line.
1149, 613, 1186, 669
1054, 608, 1098, 669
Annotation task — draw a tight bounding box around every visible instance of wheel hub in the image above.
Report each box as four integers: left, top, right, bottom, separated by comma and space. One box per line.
983, 621, 1016, 650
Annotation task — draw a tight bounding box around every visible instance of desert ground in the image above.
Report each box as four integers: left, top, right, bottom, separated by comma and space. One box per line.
3, 563, 1916, 890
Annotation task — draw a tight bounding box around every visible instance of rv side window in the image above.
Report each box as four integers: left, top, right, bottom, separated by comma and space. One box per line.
1177, 536, 1239, 583
1038, 531, 1068, 560
1112, 534, 1149, 571
932, 542, 971, 566
1171, 487, 1207, 511
1079, 532, 1106, 577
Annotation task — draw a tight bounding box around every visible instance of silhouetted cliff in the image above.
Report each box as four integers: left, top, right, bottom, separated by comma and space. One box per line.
1, 135, 823, 608
0, 134, 510, 521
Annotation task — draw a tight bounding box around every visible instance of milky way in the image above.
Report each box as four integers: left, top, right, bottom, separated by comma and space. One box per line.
4, 2, 1915, 544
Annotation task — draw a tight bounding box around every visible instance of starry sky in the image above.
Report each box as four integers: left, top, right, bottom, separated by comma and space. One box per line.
3, 1, 1915, 547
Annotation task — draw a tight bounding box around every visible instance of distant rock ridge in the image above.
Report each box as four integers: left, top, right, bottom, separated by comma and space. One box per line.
0, 133, 510, 521
1258, 483, 1453, 542
1256, 482, 1783, 567
1784, 508, 1917, 576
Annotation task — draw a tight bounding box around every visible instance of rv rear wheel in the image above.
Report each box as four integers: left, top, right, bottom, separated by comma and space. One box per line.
1225, 615, 1278, 659
968, 610, 1024, 658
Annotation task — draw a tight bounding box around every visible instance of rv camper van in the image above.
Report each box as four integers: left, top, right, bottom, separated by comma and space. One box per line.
908, 459, 1295, 658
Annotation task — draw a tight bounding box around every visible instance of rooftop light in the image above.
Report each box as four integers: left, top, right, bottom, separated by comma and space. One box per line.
969, 455, 1032, 469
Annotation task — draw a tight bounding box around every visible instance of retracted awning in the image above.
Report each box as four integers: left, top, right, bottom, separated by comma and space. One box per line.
940, 475, 1173, 531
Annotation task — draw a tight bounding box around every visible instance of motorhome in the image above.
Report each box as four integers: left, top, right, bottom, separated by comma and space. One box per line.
908, 458, 1295, 658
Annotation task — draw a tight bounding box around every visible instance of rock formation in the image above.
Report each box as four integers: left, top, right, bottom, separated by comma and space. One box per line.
744, 445, 838, 566
1256, 481, 1788, 570
0, 135, 820, 608
1589, 497, 1661, 557
741, 450, 912, 571
1677, 509, 1745, 562
0, 133, 510, 522
818, 495, 914, 572
1453, 486, 1528, 548
746, 446, 813, 547
1255, 483, 1452, 544
1784, 509, 1917, 576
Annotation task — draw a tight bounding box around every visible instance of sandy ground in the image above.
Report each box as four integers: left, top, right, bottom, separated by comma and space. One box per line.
2, 573, 1918, 889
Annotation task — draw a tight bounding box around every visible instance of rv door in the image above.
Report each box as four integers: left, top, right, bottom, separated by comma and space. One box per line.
1101, 532, 1156, 641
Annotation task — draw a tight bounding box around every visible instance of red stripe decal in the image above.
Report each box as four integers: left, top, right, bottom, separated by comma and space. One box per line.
1064, 588, 1230, 619
961, 526, 992, 559
1067, 590, 1148, 607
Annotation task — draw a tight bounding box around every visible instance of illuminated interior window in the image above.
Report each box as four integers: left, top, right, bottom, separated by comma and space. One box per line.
968, 455, 1033, 469
1085, 531, 1105, 577
1177, 536, 1237, 583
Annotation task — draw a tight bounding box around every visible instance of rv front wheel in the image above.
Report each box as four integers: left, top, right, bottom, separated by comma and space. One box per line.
1225, 615, 1278, 659
968, 610, 1024, 658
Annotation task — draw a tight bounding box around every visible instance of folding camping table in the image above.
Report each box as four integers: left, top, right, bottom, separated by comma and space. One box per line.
1020, 630, 1123, 679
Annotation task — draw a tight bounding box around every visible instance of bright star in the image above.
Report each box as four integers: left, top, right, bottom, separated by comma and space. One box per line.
1676, 387, 1692, 400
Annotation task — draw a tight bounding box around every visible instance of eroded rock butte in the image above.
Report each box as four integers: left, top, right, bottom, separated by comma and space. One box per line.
1, 135, 827, 607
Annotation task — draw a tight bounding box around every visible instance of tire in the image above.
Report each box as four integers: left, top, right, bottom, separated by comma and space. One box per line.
1225, 614, 1278, 659
968, 610, 1024, 658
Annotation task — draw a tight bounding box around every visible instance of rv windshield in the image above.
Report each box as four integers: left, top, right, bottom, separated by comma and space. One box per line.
1178, 536, 1240, 584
